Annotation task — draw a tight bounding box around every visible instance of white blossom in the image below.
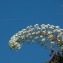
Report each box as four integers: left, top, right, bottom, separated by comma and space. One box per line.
43, 31, 46, 34
49, 25, 54, 29
56, 29, 61, 33
36, 31, 40, 35
34, 36, 39, 40
28, 33, 31, 36
47, 31, 52, 34
60, 29, 63, 31
34, 24, 39, 29
9, 24, 63, 50
45, 25, 49, 28
49, 35, 53, 38
50, 41, 55, 44
9, 41, 22, 50
32, 32, 36, 35
27, 26, 30, 29
41, 38, 46, 42
42, 27, 45, 30
40, 35, 43, 38
41, 24, 45, 27
47, 24, 50, 27
30, 28, 35, 32
55, 26, 60, 29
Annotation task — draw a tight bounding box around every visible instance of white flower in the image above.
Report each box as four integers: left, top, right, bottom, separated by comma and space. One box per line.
55, 26, 60, 29
41, 24, 46, 30
50, 41, 55, 44
47, 31, 52, 34
43, 31, 46, 34
34, 36, 39, 40
27, 30, 31, 33
28, 25, 33, 30
47, 24, 50, 27
57, 33, 62, 38
41, 38, 46, 42
37, 27, 41, 30
18, 31, 23, 35
27, 33, 31, 37
40, 38, 46, 45
22, 29, 26, 31
29, 25, 33, 28
32, 32, 36, 35
30, 28, 35, 32
15, 33, 18, 37
49, 35, 53, 38
42, 27, 45, 30
53, 30, 56, 33
9, 41, 22, 50
34, 24, 39, 28
27, 26, 30, 29
56, 29, 61, 33
45, 25, 49, 28
9, 24, 63, 50
36, 31, 40, 35
53, 29, 60, 33
57, 39, 61, 42
40, 35, 43, 38
41, 24, 45, 27
22, 31, 26, 35
60, 29, 63, 31
49, 25, 54, 29
15, 43, 21, 50
11, 35, 19, 42
21, 35, 25, 40
51, 25, 54, 28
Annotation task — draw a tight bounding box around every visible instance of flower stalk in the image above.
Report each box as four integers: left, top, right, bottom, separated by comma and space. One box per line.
9, 24, 63, 63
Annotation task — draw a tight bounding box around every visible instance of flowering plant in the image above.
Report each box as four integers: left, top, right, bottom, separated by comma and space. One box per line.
9, 24, 63, 63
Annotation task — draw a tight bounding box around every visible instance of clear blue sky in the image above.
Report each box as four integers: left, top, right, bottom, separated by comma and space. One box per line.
0, 0, 63, 63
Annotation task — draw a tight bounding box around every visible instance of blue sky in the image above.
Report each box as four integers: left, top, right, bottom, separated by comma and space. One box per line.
0, 0, 63, 63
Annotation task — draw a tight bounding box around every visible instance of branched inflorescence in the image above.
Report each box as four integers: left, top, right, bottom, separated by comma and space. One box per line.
9, 24, 63, 50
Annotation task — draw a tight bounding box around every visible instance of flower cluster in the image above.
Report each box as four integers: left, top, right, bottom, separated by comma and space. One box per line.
9, 24, 63, 50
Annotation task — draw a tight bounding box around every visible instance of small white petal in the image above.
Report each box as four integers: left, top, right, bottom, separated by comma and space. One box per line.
36, 31, 40, 35
41, 24, 45, 27
56, 29, 61, 33
27, 26, 30, 29
34, 36, 39, 40
43, 31, 46, 34
34, 24, 39, 28
28, 33, 31, 36
55, 26, 59, 29
47, 31, 52, 34
47, 24, 50, 26
49, 25, 54, 29
32, 32, 36, 35
41, 38, 46, 42
60, 29, 63, 31
45, 25, 49, 28
30, 28, 35, 32
42, 27, 45, 30
51, 41, 54, 44
40, 35, 43, 38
